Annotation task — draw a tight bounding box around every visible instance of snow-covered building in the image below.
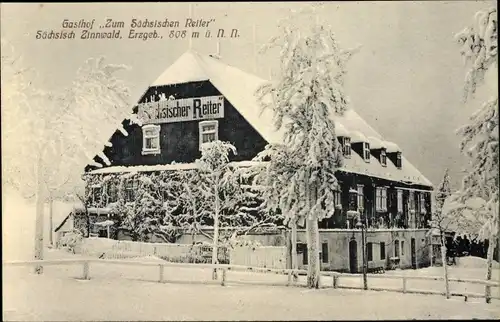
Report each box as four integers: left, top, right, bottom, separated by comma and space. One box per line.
83, 49, 434, 272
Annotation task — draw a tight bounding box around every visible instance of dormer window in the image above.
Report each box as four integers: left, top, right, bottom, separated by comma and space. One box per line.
199, 120, 219, 149
363, 142, 370, 162
396, 152, 402, 169
343, 137, 351, 158
380, 149, 387, 167
142, 124, 161, 155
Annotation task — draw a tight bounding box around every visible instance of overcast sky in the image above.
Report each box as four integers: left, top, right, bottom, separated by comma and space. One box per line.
1, 1, 497, 189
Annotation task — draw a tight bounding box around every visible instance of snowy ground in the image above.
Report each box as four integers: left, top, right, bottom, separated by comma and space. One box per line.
3, 249, 500, 321
3, 187, 75, 261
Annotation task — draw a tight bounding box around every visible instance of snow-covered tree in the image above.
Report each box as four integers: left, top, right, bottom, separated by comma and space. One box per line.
428, 169, 454, 299
2, 39, 132, 273
195, 140, 239, 279
1, 39, 77, 273
254, 6, 358, 288
455, 7, 498, 303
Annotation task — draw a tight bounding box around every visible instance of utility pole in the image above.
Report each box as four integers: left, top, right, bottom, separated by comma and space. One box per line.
363, 209, 368, 290
358, 207, 368, 290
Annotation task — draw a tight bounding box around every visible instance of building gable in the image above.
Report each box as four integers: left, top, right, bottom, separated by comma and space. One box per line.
85, 80, 268, 172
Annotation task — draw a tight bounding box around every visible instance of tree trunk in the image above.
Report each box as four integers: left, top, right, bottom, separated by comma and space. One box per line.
441, 234, 450, 299
48, 196, 54, 247
306, 217, 320, 288
306, 184, 320, 289
485, 237, 496, 304
291, 219, 298, 282
211, 184, 220, 280
430, 241, 434, 266
34, 156, 45, 274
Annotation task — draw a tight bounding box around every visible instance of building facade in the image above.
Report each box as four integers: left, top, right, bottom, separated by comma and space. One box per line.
83, 50, 434, 272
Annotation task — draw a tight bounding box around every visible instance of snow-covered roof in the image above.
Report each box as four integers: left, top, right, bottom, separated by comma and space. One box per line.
385, 141, 401, 153
367, 136, 386, 150
335, 121, 350, 137
350, 131, 367, 143
88, 161, 267, 175
92, 50, 432, 188
150, 50, 285, 145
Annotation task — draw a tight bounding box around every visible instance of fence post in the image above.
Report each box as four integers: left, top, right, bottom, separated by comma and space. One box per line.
83, 261, 90, 280
402, 276, 407, 293
287, 270, 292, 286
485, 284, 491, 304
159, 264, 164, 283
333, 275, 338, 289
221, 268, 227, 286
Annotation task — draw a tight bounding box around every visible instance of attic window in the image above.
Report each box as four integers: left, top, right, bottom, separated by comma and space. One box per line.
343, 137, 351, 158
199, 120, 219, 149
380, 149, 387, 167
363, 142, 370, 162
142, 125, 161, 155
396, 152, 402, 169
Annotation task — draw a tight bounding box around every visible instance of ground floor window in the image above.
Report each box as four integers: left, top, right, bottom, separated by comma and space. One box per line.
322, 243, 328, 263
395, 240, 400, 257
367, 242, 373, 261
380, 242, 386, 260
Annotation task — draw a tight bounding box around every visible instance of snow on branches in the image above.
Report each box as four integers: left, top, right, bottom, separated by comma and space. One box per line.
254, 12, 358, 226
82, 156, 281, 244
454, 7, 498, 243
253, 6, 359, 288
455, 7, 497, 101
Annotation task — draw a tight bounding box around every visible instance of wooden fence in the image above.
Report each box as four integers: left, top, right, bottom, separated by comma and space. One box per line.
3, 258, 499, 303
77, 238, 230, 263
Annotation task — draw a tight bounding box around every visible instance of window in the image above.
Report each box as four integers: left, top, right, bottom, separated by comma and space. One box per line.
394, 240, 400, 257
322, 243, 328, 263
334, 190, 342, 207
376, 187, 388, 212
380, 149, 387, 167
420, 193, 426, 214
125, 179, 137, 202
380, 242, 386, 260
363, 142, 371, 162
199, 120, 219, 149
142, 125, 161, 155
401, 241, 405, 256
297, 243, 308, 265
91, 185, 102, 205
397, 189, 403, 213
343, 137, 351, 158
107, 182, 118, 203
409, 191, 415, 211
367, 242, 373, 261
396, 152, 402, 168
357, 185, 364, 210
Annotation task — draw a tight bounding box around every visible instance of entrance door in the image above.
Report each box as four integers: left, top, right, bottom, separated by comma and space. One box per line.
349, 238, 358, 273
411, 238, 416, 269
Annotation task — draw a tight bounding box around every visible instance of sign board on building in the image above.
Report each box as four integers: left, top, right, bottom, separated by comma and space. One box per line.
137, 95, 224, 124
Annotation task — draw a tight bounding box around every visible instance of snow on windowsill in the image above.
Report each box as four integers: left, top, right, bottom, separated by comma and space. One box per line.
141, 149, 161, 156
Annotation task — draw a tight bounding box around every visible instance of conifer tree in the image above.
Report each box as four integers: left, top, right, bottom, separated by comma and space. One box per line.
254, 5, 358, 288
455, 7, 498, 303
